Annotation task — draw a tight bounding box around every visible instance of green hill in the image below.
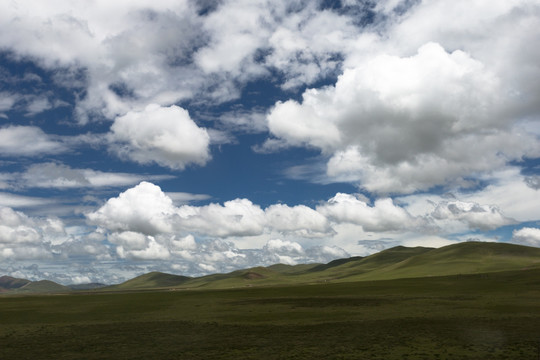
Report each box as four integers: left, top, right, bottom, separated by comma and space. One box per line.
5, 241, 540, 293
15, 280, 71, 294
0, 276, 31, 292
304, 246, 433, 281
303, 241, 540, 283
109, 271, 191, 290
178, 242, 540, 289
363, 241, 540, 280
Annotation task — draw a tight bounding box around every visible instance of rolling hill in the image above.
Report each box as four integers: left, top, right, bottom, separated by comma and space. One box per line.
4, 241, 540, 294
14, 280, 71, 294
106, 241, 540, 291
107, 271, 191, 290
0, 276, 31, 292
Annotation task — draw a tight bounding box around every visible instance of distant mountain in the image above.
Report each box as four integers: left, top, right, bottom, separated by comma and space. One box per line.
4, 242, 540, 294
0, 275, 31, 292
0, 276, 72, 294
109, 242, 540, 291
15, 280, 71, 294
107, 271, 191, 290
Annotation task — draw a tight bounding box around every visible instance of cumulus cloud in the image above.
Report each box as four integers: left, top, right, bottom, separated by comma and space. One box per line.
88, 182, 427, 242
318, 193, 417, 232
512, 227, 540, 247
109, 104, 211, 169
87, 182, 268, 238
265, 204, 334, 237
0, 1, 206, 120
110, 104, 210, 169
116, 236, 171, 260
431, 200, 516, 231
262, 239, 304, 265
87, 181, 522, 258
269, 40, 540, 194
264, 1, 540, 194
86, 181, 178, 235
177, 199, 266, 238
0, 207, 69, 260
0, 0, 364, 124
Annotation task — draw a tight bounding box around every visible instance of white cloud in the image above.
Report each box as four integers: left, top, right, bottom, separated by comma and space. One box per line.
86, 181, 178, 235
263, 1, 540, 194
0, 0, 370, 125
264, 238, 304, 255
0, 162, 174, 189
194, 0, 271, 75
165, 192, 211, 205
87, 181, 525, 260
512, 227, 540, 247
0, 206, 69, 260
117, 236, 171, 260
265, 204, 333, 237
25, 96, 52, 116
0, 92, 18, 111
109, 231, 149, 251
455, 168, 540, 223
400, 235, 458, 249
0, 0, 205, 120
0, 126, 66, 156
109, 104, 211, 170
269, 39, 540, 194
177, 198, 266, 238
0, 192, 53, 208
318, 193, 416, 232
431, 200, 516, 231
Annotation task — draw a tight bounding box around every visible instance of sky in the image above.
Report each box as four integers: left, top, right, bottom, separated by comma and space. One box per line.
1, 0, 540, 285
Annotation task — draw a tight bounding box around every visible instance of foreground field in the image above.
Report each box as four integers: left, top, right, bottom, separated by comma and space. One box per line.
2, 269, 540, 359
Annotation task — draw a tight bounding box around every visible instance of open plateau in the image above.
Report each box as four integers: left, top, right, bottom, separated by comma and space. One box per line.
2, 241, 540, 359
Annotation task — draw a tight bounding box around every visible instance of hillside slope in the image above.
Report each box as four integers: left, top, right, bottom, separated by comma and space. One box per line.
108, 271, 191, 290
0, 276, 31, 292
316, 241, 540, 282
5, 241, 540, 293
15, 280, 71, 294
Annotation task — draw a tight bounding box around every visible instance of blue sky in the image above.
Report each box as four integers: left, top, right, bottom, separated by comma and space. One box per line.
1, 0, 540, 284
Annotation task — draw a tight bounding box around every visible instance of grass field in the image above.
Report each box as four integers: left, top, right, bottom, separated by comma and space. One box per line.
2, 268, 540, 359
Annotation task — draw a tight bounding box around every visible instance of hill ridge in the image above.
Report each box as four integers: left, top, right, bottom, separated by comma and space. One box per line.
4, 241, 540, 294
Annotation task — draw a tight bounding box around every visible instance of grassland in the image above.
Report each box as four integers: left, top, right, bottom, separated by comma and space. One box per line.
98, 242, 540, 292
2, 268, 540, 359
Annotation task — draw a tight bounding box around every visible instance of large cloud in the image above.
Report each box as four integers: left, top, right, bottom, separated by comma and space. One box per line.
265, 204, 333, 237
0, 0, 366, 123
88, 181, 521, 247
109, 104, 211, 169
268, 40, 540, 194
0, 206, 69, 260
177, 199, 267, 238
0, 0, 205, 119
87, 182, 336, 239
266, 1, 540, 194
86, 181, 178, 235
431, 200, 516, 231
318, 193, 417, 232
